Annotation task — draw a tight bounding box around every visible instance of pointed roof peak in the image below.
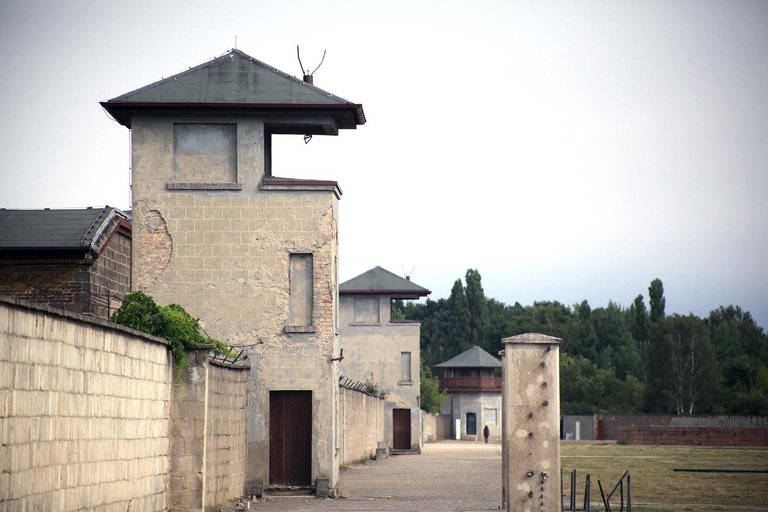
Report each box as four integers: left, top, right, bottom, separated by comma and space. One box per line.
340, 266, 430, 299
101, 48, 365, 129
434, 345, 502, 368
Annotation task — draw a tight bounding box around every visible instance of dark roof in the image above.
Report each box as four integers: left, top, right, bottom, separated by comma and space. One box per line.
340, 266, 431, 299
101, 49, 365, 129
434, 346, 502, 368
0, 206, 129, 253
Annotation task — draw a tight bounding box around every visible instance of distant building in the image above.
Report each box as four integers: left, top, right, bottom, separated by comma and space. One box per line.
0, 206, 131, 319
101, 49, 365, 494
338, 266, 431, 451
436, 345, 502, 440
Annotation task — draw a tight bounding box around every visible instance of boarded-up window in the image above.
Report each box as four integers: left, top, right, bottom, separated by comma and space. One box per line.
288, 254, 313, 328
353, 298, 380, 324
400, 352, 412, 383
173, 124, 237, 183
484, 408, 498, 425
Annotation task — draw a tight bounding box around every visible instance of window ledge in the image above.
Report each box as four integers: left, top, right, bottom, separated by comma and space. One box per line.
349, 322, 382, 327
167, 182, 243, 190
285, 325, 316, 334
398, 381, 414, 386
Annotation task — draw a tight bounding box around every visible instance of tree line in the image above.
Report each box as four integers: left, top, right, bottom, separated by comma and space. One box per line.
394, 271, 768, 416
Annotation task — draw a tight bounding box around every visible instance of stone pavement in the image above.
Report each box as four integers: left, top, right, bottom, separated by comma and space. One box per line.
246, 440, 503, 512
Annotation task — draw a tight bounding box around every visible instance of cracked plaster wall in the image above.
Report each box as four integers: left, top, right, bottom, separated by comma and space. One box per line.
131, 114, 340, 492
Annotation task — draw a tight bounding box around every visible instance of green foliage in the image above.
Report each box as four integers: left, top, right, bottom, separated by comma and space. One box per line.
420, 363, 449, 413
111, 291, 231, 375
401, 271, 768, 416
649, 278, 666, 323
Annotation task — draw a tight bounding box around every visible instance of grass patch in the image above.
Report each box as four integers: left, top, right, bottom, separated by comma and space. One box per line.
561, 442, 768, 510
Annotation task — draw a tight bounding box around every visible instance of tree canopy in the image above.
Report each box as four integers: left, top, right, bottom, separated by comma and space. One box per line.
401, 273, 768, 415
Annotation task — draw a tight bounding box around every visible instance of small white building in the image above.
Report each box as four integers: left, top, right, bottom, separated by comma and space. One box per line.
436, 346, 503, 440
338, 266, 430, 451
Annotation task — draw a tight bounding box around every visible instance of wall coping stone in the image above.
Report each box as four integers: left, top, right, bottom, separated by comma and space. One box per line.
0, 295, 170, 347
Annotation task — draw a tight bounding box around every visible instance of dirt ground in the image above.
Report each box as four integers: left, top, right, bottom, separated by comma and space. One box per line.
246, 440, 503, 512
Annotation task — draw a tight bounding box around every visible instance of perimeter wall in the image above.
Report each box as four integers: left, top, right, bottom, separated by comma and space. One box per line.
0, 298, 249, 512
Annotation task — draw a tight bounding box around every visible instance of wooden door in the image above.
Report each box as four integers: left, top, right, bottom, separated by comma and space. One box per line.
393, 409, 411, 450
269, 391, 312, 486
466, 412, 477, 436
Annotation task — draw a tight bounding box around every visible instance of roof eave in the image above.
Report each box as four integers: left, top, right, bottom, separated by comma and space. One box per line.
101, 101, 366, 129
339, 289, 431, 299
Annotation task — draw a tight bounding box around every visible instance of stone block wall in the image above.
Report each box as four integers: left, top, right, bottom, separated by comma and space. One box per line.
205, 361, 249, 509
598, 413, 768, 440
337, 385, 384, 466
89, 227, 132, 319
0, 298, 172, 511
131, 114, 341, 491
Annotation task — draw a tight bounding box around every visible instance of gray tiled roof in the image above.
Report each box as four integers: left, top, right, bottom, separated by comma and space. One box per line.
0, 206, 127, 252
434, 345, 502, 368
102, 49, 365, 128
340, 266, 430, 298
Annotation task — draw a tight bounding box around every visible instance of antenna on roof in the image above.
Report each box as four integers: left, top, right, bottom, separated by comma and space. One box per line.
234, 36, 237, 49
402, 265, 415, 281
297, 46, 326, 85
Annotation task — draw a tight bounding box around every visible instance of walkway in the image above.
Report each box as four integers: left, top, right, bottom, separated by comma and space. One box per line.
248, 440, 503, 511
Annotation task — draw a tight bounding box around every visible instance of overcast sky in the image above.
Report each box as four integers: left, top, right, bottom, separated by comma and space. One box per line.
1, 0, 766, 329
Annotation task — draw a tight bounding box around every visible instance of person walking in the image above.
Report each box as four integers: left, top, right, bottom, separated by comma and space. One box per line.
483, 424, 490, 443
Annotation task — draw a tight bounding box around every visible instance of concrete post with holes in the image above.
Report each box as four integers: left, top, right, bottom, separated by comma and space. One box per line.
501, 333, 562, 512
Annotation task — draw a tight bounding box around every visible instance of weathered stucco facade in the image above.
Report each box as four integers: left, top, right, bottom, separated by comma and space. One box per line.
103, 49, 366, 494
338, 267, 430, 451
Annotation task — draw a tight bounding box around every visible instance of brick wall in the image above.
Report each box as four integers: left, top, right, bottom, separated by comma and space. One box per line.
617, 425, 768, 446
0, 257, 90, 315
337, 385, 384, 466
205, 361, 248, 509
0, 298, 172, 511
599, 413, 768, 440
89, 229, 132, 318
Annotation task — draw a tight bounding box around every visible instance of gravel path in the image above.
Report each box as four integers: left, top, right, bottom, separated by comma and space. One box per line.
247, 440, 503, 511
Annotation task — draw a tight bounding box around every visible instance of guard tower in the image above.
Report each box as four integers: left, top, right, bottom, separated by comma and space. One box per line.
102, 49, 365, 495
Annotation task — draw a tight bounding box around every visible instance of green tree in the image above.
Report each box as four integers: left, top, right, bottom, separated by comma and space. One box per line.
447, 279, 471, 356
420, 363, 449, 413
647, 315, 719, 414
649, 278, 666, 324
631, 294, 650, 342
465, 269, 490, 351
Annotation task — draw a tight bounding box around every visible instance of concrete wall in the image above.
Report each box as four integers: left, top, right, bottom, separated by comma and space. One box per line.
130, 114, 340, 492
205, 361, 249, 510
0, 298, 172, 511
501, 333, 561, 512
421, 411, 451, 443
338, 296, 421, 450
337, 385, 384, 466
440, 391, 502, 440
1, 298, 251, 512
562, 415, 596, 441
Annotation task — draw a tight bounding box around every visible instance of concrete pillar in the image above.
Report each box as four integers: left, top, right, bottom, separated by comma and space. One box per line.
501, 334, 561, 512
169, 347, 211, 512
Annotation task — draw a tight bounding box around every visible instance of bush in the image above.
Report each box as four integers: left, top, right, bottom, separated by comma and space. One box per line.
112, 291, 231, 375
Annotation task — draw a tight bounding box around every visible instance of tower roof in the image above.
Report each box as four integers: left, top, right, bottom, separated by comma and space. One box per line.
434, 345, 502, 368
340, 266, 431, 299
101, 49, 365, 129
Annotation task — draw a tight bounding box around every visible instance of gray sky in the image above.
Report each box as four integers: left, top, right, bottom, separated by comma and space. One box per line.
1, 0, 766, 328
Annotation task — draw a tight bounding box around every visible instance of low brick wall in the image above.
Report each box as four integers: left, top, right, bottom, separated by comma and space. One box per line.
599, 413, 768, 440
338, 385, 384, 466
1, 297, 172, 511
617, 426, 768, 446
205, 361, 248, 510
